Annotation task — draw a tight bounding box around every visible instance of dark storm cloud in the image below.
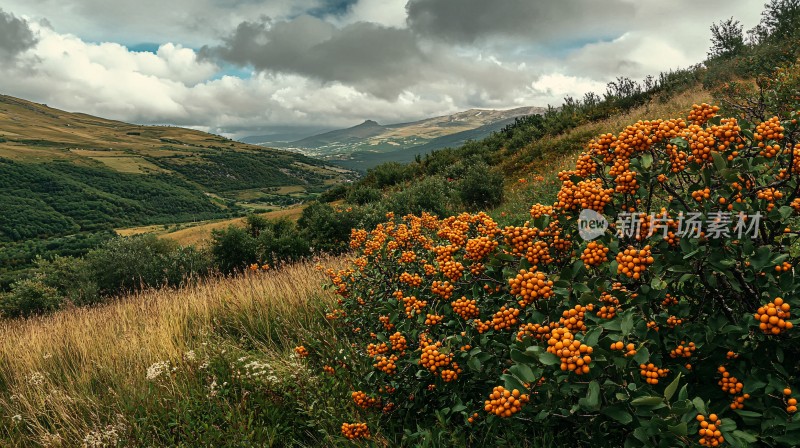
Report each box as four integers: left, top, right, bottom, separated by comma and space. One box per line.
0, 8, 37, 59
200, 15, 430, 98
406, 0, 634, 44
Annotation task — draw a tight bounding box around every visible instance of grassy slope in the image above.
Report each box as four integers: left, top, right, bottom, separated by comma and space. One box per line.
0, 94, 351, 229
0, 260, 351, 446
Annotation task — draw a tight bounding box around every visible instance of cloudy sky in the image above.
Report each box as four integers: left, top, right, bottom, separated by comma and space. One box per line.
0, 0, 764, 139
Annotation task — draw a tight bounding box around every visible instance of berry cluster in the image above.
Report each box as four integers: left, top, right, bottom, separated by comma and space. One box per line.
294, 346, 309, 358
691, 187, 711, 202
516, 323, 553, 341
419, 341, 453, 373
440, 363, 462, 382
717, 366, 743, 394
669, 341, 696, 359
616, 245, 654, 280
785, 389, 798, 413
431, 281, 454, 299
341, 422, 370, 440
424, 314, 444, 326
529, 203, 554, 219
484, 386, 530, 417
696, 414, 724, 446
597, 292, 619, 319
640, 363, 669, 385
687, 103, 719, 125
451, 297, 480, 320
754, 297, 792, 334
488, 306, 520, 331
666, 316, 683, 328
509, 270, 554, 306
547, 328, 593, 375
556, 178, 614, 213
352, 391, 380, 409
399, 272, 422, 287
581, 241, 610, 267
373, 354, 398, 375
730, 393, 750, 410
465, 236, 498, 261
389, 332, 407, 353
610, 341, 636, 357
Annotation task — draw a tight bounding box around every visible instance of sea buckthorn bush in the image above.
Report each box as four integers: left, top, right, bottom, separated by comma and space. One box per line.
317, 104, 800, 446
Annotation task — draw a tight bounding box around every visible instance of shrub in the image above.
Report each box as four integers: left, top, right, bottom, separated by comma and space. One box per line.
384, 176, 455, 217
365, 162, 415, 188
30, 256, 100, 306
87, 235, 208, 294
346, 185, 382, 205
313, 104, 800, 446
459, 163, 504, 210
1, 278, 62, 317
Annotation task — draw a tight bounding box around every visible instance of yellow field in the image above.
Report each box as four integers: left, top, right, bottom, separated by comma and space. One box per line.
116, 205, 308, 246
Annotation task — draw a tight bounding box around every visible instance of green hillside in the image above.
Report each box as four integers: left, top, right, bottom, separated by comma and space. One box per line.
0, 95, 354, 287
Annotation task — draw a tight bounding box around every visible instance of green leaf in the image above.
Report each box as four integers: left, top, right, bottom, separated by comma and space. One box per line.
536, 351, 561, 366
668, 422, 688, 436
733, 410, 762, 418
632, 346, 650, 364
509, 364, 537, 383
467, 356, 482, 372
641, 153, 653, 169
630, 396, 664, 406
732, 430, 757, 443
583, 326, 602, 347
650, 277, 667, 291
578, 381, 601, 411
664, 372, 681, 401
573, 282, 591, 293
601, 406, 633, 424
501, 373, 527, 393
692, 397, 707, 414
711, 151, 727, 171
451, 404, 466, 413
750, 246, 772, 270
621, 312, 634, 336
678, 384, 688, 401
779, 206, 794, 220
510, 349, 535, 363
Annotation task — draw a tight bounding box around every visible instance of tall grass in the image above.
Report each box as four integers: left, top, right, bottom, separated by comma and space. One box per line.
0, 259, 346, 447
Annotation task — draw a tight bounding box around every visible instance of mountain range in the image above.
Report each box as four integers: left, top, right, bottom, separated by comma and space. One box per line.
243, 106, 545, 170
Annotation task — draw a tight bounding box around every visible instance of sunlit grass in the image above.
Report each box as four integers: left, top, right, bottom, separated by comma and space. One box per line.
0, 259, 346, 446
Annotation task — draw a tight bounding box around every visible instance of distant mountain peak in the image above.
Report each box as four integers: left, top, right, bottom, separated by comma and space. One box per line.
359, 119, 380, 126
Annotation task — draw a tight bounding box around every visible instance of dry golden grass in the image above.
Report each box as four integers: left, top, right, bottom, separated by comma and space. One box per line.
0, 258, 343, 445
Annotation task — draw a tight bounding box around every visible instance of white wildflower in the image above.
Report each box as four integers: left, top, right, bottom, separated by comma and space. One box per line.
40, 432, 62, 447
43, 353, 53, 359
199, 357, 210, 370
11, 414, 22, 423
183, 350, 196, 362
27, 372, 45, 386
207, 378, 218, 398
145, 361, 170, 381
82, 425, 120, 448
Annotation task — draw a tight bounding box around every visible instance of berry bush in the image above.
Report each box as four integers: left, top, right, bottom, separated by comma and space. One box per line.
315, 104, 800, 446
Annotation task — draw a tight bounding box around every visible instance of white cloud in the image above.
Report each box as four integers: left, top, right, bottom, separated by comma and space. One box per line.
0, 1, 770, 138
336, 0, 408, 28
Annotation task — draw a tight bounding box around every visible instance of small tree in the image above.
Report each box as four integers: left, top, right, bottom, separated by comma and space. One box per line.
708, 17, 745, 59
